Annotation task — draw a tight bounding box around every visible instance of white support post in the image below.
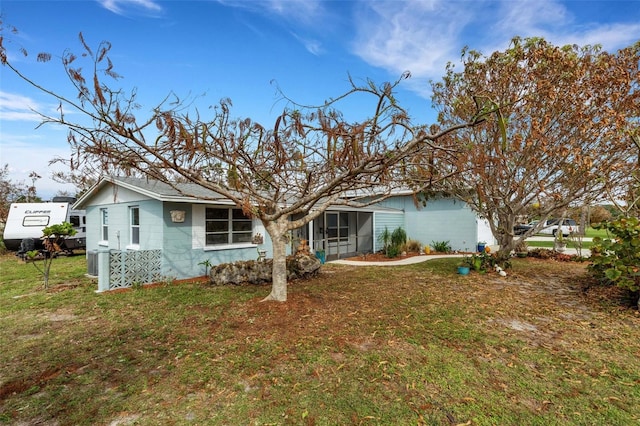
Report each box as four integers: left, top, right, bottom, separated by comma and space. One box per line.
97, 248, 110, 292
308, 221, 314, 254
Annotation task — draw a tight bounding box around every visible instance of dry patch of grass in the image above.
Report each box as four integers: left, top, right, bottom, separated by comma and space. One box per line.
1, 254, 639, 425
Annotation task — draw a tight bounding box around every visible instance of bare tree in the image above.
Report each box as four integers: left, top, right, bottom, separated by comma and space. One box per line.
0, 164, 28, 222
421, 37, 639, 260
26, 171, 41, 202
50, 166, 96, 199
1, 30, 490, 301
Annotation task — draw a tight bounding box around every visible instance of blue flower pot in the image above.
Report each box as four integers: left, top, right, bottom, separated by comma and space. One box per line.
477, 243, 486, 253
457, 266, 470, 275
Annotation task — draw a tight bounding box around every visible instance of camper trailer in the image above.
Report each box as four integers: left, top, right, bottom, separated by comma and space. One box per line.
2, 200, 86, 252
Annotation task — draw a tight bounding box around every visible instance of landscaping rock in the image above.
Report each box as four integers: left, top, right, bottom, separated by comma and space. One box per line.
209, 253, 321, 285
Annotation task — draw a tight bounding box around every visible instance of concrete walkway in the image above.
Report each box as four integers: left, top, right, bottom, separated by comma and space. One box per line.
329, 235, 592, 266
330, 254, 464, 266
542, 248, 591, 256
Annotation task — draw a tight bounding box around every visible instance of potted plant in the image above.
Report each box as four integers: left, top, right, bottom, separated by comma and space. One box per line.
554, 232, 566, 253
457, 264, 471, 275
457, 256, 471, 275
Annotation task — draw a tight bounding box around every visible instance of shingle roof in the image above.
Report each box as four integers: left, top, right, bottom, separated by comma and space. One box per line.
112, 176, 228, 200
74, 176, 406, 214
73, 176, 233, 209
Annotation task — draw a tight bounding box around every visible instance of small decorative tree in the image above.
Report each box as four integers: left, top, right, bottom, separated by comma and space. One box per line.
26, 222, 77, 289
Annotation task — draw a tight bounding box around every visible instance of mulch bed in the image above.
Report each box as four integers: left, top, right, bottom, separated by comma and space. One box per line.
344, 251, 460, 262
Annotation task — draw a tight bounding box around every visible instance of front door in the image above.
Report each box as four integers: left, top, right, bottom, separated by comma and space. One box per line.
327, 211, 360, 260
313, 211, 373, 260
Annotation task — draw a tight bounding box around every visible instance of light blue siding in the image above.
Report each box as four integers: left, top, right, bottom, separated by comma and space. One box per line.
161, 202, 272, 279
161, 202, 197, 279
405, 199, 478, 252
140, 200, 164, 249
84, 180, 485, 285
373, 212, 404, 252
85, 200, 161, 251
376, 195, 479, 252
84, 205, 101, 251
87, 199, 275, 281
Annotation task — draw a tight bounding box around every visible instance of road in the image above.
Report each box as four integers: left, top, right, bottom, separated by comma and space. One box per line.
525, 235, 592, 256
527, 235, 593, 242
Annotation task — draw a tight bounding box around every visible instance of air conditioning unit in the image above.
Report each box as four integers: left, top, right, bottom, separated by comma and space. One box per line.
87, 250, 99, 277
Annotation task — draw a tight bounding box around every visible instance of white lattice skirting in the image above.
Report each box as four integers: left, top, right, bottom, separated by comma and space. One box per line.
109, 249, 162, 290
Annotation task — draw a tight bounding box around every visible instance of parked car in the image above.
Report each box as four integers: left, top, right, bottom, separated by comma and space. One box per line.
538, 218, 578, 237
514, 220, 538, 235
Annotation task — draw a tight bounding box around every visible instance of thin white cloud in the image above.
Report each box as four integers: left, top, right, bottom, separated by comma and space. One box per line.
217, 0, 325, 25
492, 0, 640, 51
351, 1, 474, 79
350, 0, 640, 98
0, 92, 42, 122
493, 0, 570, 35
0, 132, 76, 198
97, 0, 163, 16
266, 0, 324, 23
292, 32, 324, 56
216, 0, 329, 55
552, 22, 640, 51
348, 0, 478, 101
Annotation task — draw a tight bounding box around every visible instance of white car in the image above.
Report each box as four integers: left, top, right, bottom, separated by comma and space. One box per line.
538, 218, 578, 237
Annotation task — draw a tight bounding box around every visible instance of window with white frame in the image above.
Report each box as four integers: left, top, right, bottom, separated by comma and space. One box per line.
205, 207, 252, 245
100, 208, 108, 241
130, 206, 140, 245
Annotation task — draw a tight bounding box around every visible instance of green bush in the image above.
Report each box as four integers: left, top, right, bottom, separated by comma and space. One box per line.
391, 227, 407, 249
378, 226, 408, 258
462, 251, 507, 273
431, 240, 452, 253
588, 217, 640, 293
386, 245, 401, 258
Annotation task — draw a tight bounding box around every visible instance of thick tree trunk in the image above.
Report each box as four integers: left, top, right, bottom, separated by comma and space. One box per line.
580, 206, 588, 236
262, 217, 290, 302
496, 214, 516, 261
496, 239, 514, 262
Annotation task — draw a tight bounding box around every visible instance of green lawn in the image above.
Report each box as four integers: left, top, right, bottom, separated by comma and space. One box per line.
526, 227, 610, 249
526, 239, 594, 249
1, 253, 639, 425
584, 226, 611, 239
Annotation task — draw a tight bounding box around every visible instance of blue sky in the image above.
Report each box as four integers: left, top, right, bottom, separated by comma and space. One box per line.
1, 0, 639, 199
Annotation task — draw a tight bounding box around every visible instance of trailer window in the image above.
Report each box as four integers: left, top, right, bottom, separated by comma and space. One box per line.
23, 216, 50, 227
69, 215, 81, 227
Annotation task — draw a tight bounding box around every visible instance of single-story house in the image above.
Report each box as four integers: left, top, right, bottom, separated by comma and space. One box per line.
74, 177, 494, 291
